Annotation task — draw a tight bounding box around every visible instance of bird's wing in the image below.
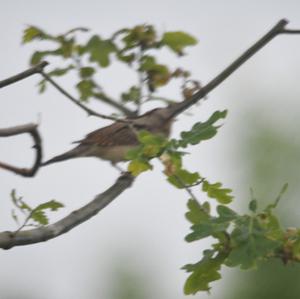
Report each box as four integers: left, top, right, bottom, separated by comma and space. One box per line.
76, 122, 140, 147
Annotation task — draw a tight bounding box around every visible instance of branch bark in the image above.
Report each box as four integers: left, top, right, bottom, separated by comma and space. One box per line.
0, 123, 42, 177
40, 71, 133, 121
167, 19, 300, 118
0, 61, 48, 88
0, 173, 134, 249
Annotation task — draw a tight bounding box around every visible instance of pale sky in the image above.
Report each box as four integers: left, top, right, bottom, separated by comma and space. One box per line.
1, 1, 300, 298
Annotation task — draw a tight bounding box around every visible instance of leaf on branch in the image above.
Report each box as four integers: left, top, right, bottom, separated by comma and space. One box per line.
183, 251, 226, 294
126, 131, 168, 176
23, 26, 54, 43
202, 180, 233, 204
79, 66, 95, 78
175, 110, 227, 148
167, 169, 200, 189
121, 25, 158, 49
116, 51, 135, 64
76, 79, 96, 101
37, 79, 47, 93
30, 51, 48, 65
217, 205, 238, 221
186, 205, 237, 242
127, 159, 152, 176
86, 35, 116, 67
30, 49, 61, 65
225, 216, 281, 269
30, 200, 64, 226
10, 190, 64, 228
121, 86, 141, 103
48, 65, 74, 77
186, 218, 230, 242
139, 55, 171, 90
162, 31, 197, 55
185, 199, 210, 225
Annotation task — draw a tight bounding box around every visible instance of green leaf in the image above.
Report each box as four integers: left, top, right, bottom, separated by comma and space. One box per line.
139, 56, 170, 89
183, 252, 225, 294
10, 189, 20, 207
139, 55, 156, 71
31, 210, 48, 225
30, 51, 47, 65
186, 219, 230, 242
34, 200, 64, 211
58, 38, 75, 58
162, 31, 197, 55
121, 86, 141, 103
48, 65, 74, 77
249, 199, 258, 213
86, 35, 116, 67
134, 130, 167, 158
225, 216, 280, 269
167, 169, 200, 188
30, 200, 64, 226
37, 79, 47, 93
79, 67, 95, 78
76, 79, 95, 101
217, 205, 238, 221
202, 180, 233, 204
116, 52, 135, 64
11, 209, 19, 225
22, 26, 52, 43
176, 110, 227, 148
138, 130, 166, 146
125, 146, 143, 160
121, 25, 157, 49
128, 159, 152, 176
29, 49, 62, 66
185, 199, 209, 225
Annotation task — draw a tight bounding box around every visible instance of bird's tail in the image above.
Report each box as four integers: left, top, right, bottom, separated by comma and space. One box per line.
42, 146, 86, 166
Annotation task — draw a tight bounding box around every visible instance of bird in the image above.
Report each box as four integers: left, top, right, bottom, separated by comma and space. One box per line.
42, 107, 176, 168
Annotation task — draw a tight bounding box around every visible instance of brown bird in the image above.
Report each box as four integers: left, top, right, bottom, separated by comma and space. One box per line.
42, 107, 176, 167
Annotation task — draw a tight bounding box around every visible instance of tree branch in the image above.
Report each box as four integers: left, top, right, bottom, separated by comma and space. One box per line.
93, 92, 136, 117
0, 123, 42, 177
167, 19, 300, 118
40, 71, 130, 122
0, 172, 134, 249
0, 61, 48, 89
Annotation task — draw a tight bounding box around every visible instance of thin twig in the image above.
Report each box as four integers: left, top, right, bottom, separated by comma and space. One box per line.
0, 123, 42, 177
282, 29, 300, 34
14, 211, 35, 235
40, 71, 129, 122
93, 92, 136, 117
71, 54, 135, 117
0, 61, 48, 89
173, 175, 199, 201
0, 173, 134, 249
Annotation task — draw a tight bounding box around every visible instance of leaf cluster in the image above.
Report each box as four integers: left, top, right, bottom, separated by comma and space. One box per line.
182, 183, 300, 294
23, 24, 198, 108
11, 189, 64, 228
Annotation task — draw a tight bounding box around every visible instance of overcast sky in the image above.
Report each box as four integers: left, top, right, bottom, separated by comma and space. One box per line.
1, 1, 300, 298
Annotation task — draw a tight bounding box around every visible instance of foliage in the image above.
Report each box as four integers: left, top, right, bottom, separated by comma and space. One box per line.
182, 184, 294, 294
23, 24, 199, 109
20, 24, 300, 295
11, 189, 64, 228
